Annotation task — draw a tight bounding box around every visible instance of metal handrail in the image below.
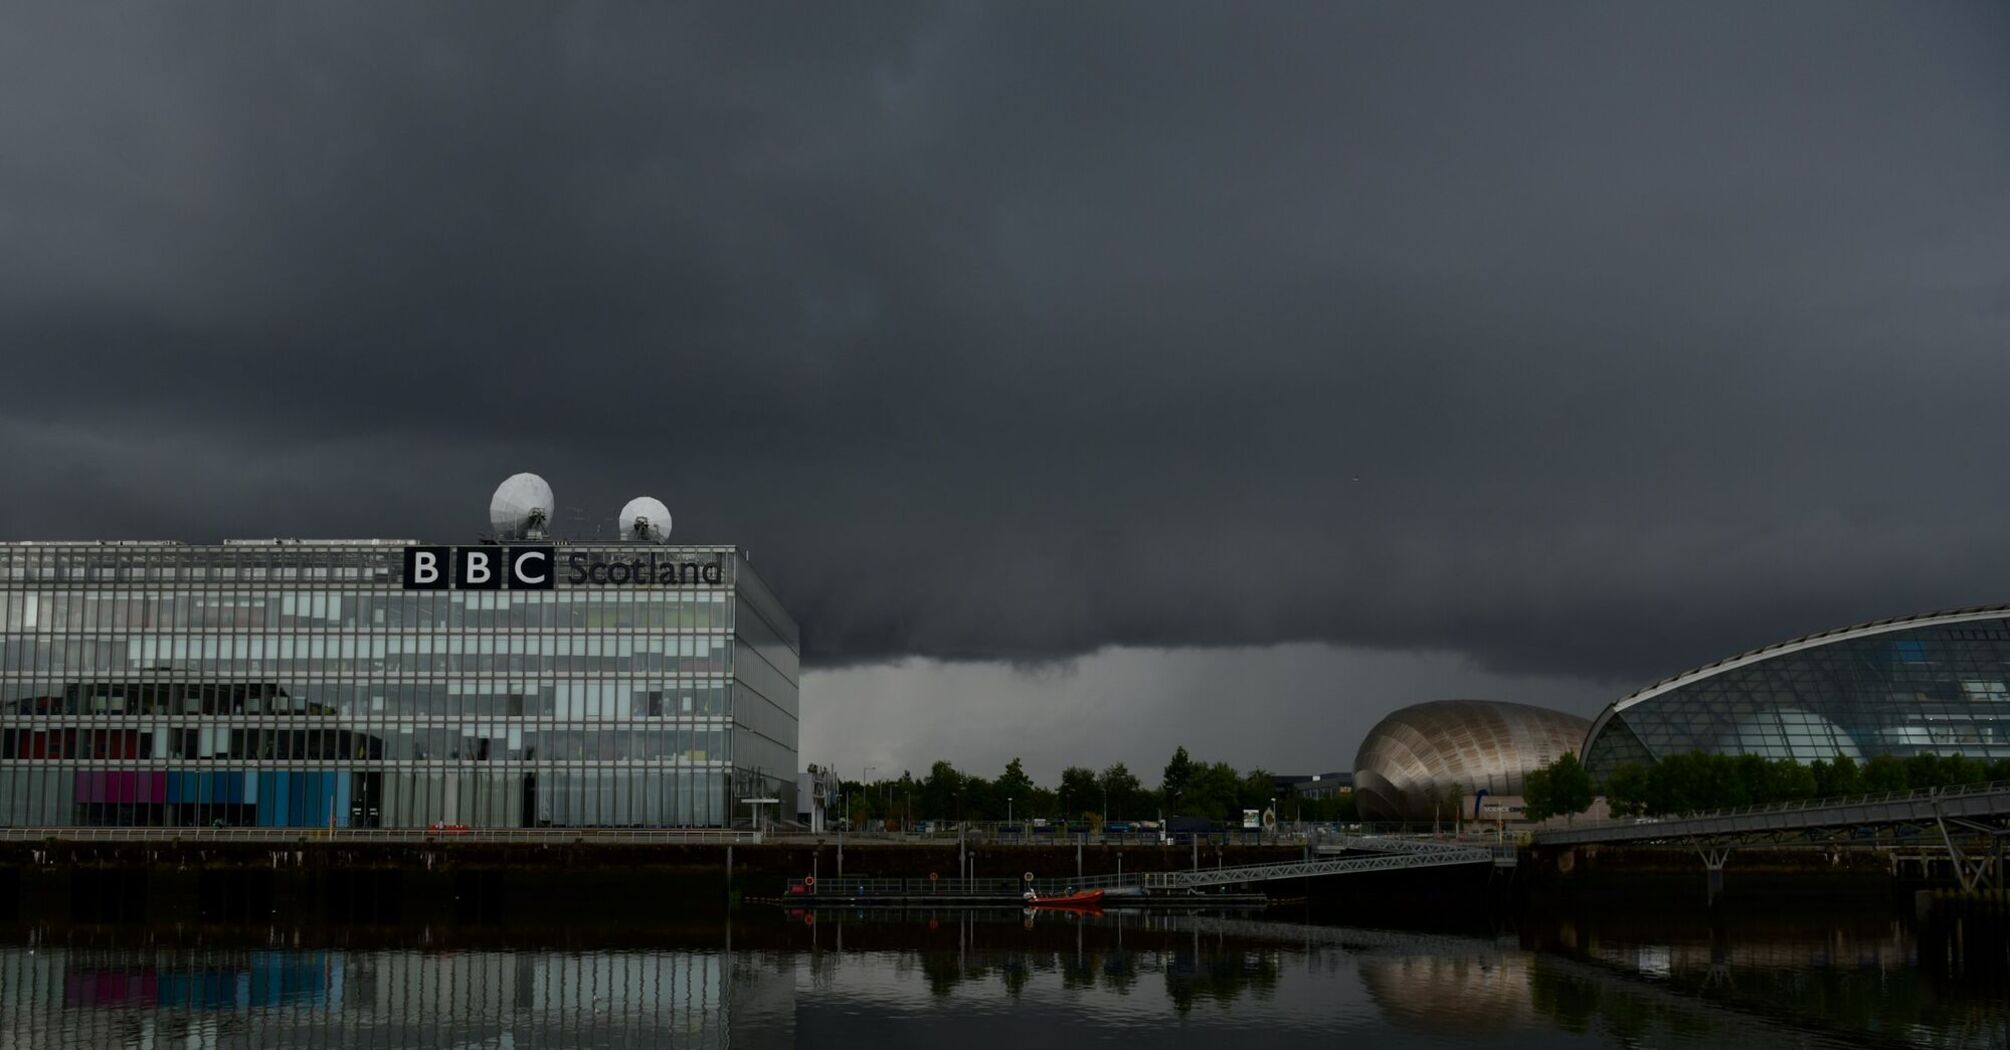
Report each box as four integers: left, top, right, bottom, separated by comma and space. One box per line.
787, 877, 1026, 897
1565, 777, 2010, 832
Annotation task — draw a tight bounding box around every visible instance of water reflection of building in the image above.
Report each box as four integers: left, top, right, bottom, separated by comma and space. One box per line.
0, 947, 795, 1049
1356, 954, 1539, 1034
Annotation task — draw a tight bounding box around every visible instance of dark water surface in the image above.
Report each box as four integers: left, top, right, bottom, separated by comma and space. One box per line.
3, 903, 2004, 1048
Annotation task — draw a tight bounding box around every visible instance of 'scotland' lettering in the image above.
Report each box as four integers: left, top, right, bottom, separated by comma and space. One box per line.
402, 546, 720, 589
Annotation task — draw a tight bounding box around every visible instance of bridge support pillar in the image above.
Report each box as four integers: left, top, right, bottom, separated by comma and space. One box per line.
1936, 814, 2007, 894
1695, 841, 1731, 899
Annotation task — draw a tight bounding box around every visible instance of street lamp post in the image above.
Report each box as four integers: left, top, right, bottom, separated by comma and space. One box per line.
1008, 797, 1014, 830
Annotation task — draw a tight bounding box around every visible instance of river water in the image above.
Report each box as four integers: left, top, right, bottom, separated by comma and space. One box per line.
2, 903, 2003, 1048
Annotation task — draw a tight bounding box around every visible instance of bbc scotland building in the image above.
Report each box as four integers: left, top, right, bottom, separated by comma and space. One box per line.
0, 477, 800, 830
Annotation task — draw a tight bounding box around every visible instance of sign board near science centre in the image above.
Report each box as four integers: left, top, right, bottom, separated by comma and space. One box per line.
402, 546, 726, 591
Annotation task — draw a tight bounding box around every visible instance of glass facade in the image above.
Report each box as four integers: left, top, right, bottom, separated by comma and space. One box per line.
0, 540, 799, 828
1583, 608, 2010, 781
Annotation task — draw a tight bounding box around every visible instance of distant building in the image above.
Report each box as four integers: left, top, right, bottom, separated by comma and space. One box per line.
1272, 771, 1352, 799
1353, 700, 1590, 822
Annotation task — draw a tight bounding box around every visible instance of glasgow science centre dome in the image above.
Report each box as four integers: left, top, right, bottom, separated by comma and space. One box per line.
1581, 605, 2010, 782
1353, 700, 1591, 822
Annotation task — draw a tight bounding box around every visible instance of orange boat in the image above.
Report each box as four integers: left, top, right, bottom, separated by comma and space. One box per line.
1024, 889, 1106, 909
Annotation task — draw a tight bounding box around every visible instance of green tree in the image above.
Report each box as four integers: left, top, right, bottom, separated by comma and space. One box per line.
1602, 762, 1650, 818
998, 757, 1036, 801
1908, 752, 1987, 790
892, 770, 919, 827
1186, 762, 1244, 821
1546, 753, 1595, 821
1239, 768, 1277, 814
1810, 754, 1864, 797
1161, 747, 1196, 811
921, 760, 963, 821
961, 775, 998, 820
1864, 754, 1909, 792
1058, 766, 1100, 819
1099, 763, 1144, 820
1943, 754, 1988, 787
1757, 758, 1817, 804
1522, 766, 1555, 823
1707, 755, 1756, 809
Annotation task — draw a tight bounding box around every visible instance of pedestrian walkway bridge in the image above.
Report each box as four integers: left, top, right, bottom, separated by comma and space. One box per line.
789, 835, 1513, 900
1532, 779, 2010, 891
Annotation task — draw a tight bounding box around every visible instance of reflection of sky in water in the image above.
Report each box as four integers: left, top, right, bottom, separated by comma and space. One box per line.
0, 912, 2001, 1049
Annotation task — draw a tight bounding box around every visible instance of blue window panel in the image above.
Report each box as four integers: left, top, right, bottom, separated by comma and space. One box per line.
302, 773, 322, 827
333, 773, 352, 828
258, 772, 281, 827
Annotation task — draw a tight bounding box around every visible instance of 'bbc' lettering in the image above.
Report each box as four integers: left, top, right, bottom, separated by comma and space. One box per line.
403, 546, 552, 590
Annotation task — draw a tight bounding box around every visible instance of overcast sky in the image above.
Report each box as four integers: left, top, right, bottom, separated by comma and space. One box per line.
4, 5, 2008, 782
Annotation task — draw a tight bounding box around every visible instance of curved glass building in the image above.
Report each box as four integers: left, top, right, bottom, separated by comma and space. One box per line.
1353, 699, 1590, 821
1582, 606, 2010, 781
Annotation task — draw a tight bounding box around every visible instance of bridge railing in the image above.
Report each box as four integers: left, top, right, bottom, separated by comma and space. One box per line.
1534, 778, 2010, 843
784, 877, 1028, 898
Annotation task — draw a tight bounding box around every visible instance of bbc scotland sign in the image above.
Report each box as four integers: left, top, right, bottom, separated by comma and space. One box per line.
402, 546, 724, 590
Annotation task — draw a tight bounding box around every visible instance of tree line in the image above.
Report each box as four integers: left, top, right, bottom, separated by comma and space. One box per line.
835, 746, 1359, 827
1520, 751, 2010, 822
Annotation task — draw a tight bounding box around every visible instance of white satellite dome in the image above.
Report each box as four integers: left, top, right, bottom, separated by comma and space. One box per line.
618, 496, 672, 543
490, 473, 554, 540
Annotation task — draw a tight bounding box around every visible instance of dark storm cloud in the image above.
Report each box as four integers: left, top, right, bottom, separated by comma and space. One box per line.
3, 3, 2009, 686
